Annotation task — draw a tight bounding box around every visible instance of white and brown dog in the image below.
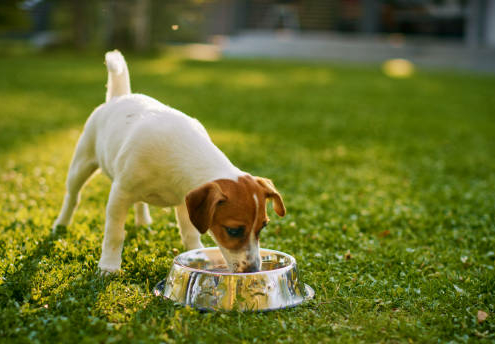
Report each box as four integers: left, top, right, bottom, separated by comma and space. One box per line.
53, 51, 286, 274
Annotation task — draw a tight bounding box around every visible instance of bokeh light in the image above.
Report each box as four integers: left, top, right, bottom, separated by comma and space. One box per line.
382, 59, 415, 79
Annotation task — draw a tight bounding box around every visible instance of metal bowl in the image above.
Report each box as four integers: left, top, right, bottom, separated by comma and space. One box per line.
154, 247, 314, 311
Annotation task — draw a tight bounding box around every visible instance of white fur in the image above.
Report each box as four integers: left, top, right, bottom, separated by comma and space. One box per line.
105, 50, 131, 101
53, 51, 245, 273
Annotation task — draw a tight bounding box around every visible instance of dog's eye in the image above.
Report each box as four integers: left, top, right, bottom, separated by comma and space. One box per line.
224, 226, 245, 238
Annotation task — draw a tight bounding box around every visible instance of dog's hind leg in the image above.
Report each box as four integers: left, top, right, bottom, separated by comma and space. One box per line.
175, 202, 203, 251
98, 183, 132, 274
53, 135, 98, 232
134, 202, 152, 227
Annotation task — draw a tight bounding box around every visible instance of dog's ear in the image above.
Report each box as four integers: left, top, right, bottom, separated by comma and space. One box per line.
255, 177, 286, 217
185, 182, 227, 233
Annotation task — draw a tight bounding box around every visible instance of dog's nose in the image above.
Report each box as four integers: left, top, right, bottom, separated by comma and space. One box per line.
242, 263, 260, 273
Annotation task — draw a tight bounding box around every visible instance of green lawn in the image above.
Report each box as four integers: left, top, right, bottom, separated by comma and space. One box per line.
0, 52, 494, 343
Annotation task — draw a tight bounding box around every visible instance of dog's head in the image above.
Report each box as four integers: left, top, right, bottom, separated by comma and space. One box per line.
185, 175, 285, 273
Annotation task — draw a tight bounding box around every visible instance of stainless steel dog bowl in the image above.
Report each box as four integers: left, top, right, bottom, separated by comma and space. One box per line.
153, 247, 314, 311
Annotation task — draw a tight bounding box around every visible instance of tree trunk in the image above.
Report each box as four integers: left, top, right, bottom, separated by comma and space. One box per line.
133, 0, 151, 52
72, 0, 88, 49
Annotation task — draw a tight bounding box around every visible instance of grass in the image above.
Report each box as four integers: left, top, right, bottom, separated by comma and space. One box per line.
0, 52, 494, 343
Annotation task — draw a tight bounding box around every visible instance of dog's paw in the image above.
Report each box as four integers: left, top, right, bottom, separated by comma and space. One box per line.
98, 261, 121, 276
134, 219, 152, 228
134, 214, 153, 227
183, 240, 204, 251
98, 268, 121, 278
52, 223, 67, 235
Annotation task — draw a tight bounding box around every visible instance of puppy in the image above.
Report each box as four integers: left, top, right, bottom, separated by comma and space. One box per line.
53, 51, 286, 274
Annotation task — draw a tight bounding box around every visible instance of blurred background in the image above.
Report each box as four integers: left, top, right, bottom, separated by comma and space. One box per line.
1, 0, 494, 72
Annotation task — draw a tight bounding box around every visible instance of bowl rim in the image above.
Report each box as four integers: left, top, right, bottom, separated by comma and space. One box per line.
173, 247, 297, 276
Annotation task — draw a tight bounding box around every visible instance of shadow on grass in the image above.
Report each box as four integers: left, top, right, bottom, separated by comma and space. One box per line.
0, 226, 66, 305
0, 224, 113, 312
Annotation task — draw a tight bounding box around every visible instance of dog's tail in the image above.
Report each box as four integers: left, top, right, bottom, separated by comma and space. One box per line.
105, 50, 131, 102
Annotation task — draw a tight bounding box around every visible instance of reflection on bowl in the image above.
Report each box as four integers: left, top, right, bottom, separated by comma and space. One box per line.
154, 247, 314, 311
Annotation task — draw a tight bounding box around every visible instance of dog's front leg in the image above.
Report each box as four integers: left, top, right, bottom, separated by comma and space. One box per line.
98, 183, 133, 274
175, 202, 203, 251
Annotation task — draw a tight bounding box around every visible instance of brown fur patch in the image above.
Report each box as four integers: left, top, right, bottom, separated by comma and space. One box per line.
185, 175, 285, 250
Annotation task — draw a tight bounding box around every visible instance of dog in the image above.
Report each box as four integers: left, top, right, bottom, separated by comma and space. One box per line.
53, 51, 286, 274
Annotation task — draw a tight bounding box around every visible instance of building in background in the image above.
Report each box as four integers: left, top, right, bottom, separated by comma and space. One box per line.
205, 0, 495, 48
1, 0, 494, 71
